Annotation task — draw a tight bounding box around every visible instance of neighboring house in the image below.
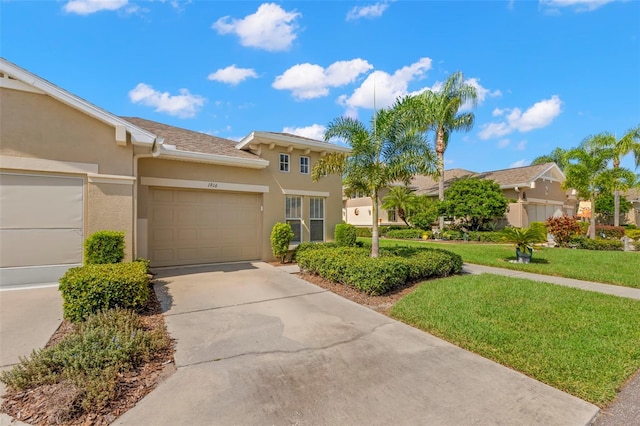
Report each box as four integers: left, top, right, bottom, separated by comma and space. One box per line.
0, 58, 348, 288
623, 188, 640, 226
343, 163, 576, 229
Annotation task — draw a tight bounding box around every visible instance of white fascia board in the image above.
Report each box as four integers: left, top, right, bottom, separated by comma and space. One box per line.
531, 163, 566, 182
236, 131, 351, 154
0, 58, 156, 145
157, 146, 269, 169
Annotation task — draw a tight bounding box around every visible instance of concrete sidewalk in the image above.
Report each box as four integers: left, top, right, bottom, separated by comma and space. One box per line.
115, 262, 599, 425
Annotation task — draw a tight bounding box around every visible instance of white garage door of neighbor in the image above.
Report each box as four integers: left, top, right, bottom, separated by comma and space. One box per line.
149, 188, 261, 267
0, 173, 84, 288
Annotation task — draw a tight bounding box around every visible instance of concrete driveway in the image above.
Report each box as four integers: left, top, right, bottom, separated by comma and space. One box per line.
116, 262, 599, 426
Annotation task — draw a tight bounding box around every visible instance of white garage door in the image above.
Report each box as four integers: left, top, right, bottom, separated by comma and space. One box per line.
0, 173, 84, 287
149, 188, 261, 267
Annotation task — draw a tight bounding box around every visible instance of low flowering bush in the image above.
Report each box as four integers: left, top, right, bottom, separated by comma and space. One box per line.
546, 216, 582, 247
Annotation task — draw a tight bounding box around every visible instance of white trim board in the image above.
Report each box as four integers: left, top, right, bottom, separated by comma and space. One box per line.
0, 156, 99, 174
88, 174, 136, 185
282, 189, 330, 197
141, 177, 269, 193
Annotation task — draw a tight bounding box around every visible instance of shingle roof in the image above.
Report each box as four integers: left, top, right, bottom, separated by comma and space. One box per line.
263, 131, 324, 143
412, 163, 558, 195
121, 117, 259, 160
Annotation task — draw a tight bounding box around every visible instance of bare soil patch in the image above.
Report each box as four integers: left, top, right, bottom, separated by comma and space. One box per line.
1, 283, 175, 426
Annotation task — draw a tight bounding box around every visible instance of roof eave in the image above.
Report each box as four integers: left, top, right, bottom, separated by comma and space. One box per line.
236, 131, 351, 154
157, 146, 269, 169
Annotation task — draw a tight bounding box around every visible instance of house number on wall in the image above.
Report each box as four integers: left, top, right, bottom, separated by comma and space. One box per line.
207, 182, 218, 188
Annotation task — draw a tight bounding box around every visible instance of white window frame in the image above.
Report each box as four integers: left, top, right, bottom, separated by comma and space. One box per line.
285, 195, 302, 244
309, 197, 325, 242
300, 156, 310, 174
279, 153, 290, 173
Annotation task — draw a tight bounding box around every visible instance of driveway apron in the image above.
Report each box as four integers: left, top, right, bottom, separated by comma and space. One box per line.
115, 262, 598, 426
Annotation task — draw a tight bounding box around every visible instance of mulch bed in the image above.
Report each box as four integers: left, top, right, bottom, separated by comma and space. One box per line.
1, 283, 176, 426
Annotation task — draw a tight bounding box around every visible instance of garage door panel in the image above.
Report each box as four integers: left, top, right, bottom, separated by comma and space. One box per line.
149, 188, 260, 267
152, 188, 174, 202
0, 228, 83, 268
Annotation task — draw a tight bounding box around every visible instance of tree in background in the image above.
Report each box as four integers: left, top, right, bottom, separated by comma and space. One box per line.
594, 193, 633, 225
439, 177, 508, 231
312, 105, 437, 258
397, 71, 477, 231
531, 147, 569, 171
381, 186, 417, 226
583, 126, 640, 226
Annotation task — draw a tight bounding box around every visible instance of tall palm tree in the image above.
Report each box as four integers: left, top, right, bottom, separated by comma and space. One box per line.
531, 147, 569, 171
397, 71, 478, 231
312, 105, 437, 257
382, 186, 417, 226
583, 126, 640, 226
564, 139, 616, 239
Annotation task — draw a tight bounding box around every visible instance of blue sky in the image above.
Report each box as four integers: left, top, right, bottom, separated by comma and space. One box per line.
2, 0, 639, 172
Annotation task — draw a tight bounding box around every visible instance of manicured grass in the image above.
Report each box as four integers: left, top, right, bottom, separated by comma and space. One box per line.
390, 274, 640, 406
367, 238, 640, 288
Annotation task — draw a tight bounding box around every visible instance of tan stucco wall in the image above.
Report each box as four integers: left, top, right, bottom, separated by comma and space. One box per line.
0, 88, 133, 176
87, 182, 134, 261
138, 146, 343, 261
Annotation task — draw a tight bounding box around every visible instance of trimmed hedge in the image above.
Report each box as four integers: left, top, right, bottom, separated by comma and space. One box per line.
595, 225, 625, 239
385, 229, 425, 239
355, 227, 372, 237
296, 245, 462, 295
59, 262, 150, 322
84, 231, 125, 264
625, 229, 640, 239
335, 223, 357, 246
571, 237, 624, 251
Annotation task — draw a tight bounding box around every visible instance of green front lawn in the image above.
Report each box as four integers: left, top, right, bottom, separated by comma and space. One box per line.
368, 238, 640, 288
391, 274, 640, 406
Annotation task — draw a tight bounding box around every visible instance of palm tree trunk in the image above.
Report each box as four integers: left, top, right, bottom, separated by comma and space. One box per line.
436, 129, 446, 233
590, 197, 596, 240
614, 190, 620, 227
371, 190, 380, 258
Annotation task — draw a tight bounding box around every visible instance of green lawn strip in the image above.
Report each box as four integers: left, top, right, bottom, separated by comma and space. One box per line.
390, 274, 640, 406
368, 238, 640, 288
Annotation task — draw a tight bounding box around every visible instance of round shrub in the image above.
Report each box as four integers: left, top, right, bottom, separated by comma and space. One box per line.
335, 223, 357, 246
270, 222, 294, 262
59, 262, 150, 322
84, 231, 125, 264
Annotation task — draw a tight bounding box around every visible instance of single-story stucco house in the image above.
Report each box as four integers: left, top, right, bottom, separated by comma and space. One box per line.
0, 58, 348, 288
344, 162, 577, 229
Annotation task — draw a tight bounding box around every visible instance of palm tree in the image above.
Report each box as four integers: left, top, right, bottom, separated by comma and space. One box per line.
381, 186, 416, 226
531, 147, 569, 171
312, 105, 437, 257
564, 139, 616, 239
397, 71, 478, 231
582, 126, 640, 226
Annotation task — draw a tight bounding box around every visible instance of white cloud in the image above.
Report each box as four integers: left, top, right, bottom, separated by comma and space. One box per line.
338, 57, 432, 113
497, 139, 510, 149
346, 2, 390, 21
273, 59, 373, 100
212, 3, 300, 51
539, 0, 615, 12
63, 0, 130, 15
510, 159, 530, 168
208, 65, 258, 85
282, 124, 327, 141
516, 140, 527, 151
459, 78, 501, 111
478, 95, 562, 139
493, 108, 506, 117
129, 83, 206, 118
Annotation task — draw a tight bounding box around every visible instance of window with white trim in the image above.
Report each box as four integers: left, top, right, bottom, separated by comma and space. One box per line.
300, 156, 309, 174
310, 197, 324, 242
285, 195, 302, 243
279, 153, 290, 172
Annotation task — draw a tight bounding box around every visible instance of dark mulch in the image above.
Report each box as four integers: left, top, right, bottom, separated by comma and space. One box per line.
0, 283, 176, 426
297, 272, 424, 315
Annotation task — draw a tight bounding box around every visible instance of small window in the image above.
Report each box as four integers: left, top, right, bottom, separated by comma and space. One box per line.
310, 197, 324, 242
300, 156, 309, 174
387, 209, 397, 222
279, 153, 290, 172
285, 195, 302, 243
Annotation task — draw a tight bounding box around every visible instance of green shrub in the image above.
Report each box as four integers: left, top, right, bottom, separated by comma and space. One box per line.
634, 240, 640, 251
595, 225, 625, 239
355, 227, 372, 237
385, 229, 424, 239
296, 245, 461, 295
0, 309, 169, 414
577, 221, 590, 235
59, 262, 150, 323
546, 216, 582, 247
335, 223, 357, 246
529, 221, 547, 235
625, 229, 640, 239
571, 237, 624, 251
466, 231, 504, 243
84, 231, 125, 264
292, 242, 337, 261
442, 229, 462, 240
270, 222, 294, 262
626, 224, 637, 230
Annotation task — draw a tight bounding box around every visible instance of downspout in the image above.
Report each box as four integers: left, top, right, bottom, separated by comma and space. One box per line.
132, 138, 162, 260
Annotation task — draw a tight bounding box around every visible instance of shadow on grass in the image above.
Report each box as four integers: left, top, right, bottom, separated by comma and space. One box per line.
503, 257, 550, 264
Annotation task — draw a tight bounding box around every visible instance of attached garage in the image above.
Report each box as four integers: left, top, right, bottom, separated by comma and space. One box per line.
0, 173, 84, 287
148, 187, 261, 267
